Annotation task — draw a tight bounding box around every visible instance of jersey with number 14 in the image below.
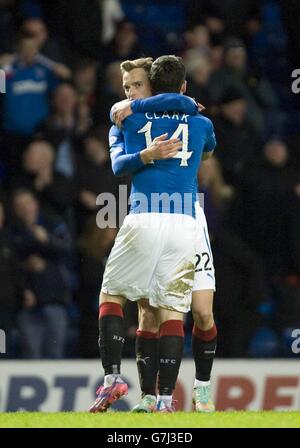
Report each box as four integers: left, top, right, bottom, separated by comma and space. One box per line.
122, 111, 216, 218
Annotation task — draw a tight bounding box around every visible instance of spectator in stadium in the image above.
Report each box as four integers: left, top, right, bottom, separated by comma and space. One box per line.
213, 86, 260, 185
197, 156, 235, 234
236, 139, 299, 277
280, 0, 300, 70
273, 177, 300, 336
96, 62, 126, 128
209, 44, 224, 72
186, 0, 261, 40
184, 18, 225, 69
73, 60, 98, 122
287, 179, 300, 277
103, 20, 142, 66
20, 17, 65, 63
75, 131, 119, 232
39, 0, 104, 62
209, 37, 278, 135
11, 139, 77, 223
212, 229, 266, 357
38, 82, 92, 179
285, 116, 300, 172
1, 32, 71, 132
0, 32, 70, 177
184, 25, 211, 58
0, 200, 35, 355
10, 189, 73, 359
185, 55, 215, 113
77, 218, 117, 358
195, 157, 266, 357
0, 0, 18, 54
101, 0, 125, 44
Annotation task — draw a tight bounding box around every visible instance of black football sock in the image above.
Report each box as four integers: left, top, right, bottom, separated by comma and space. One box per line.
98, 303, 125, 375
158, 320, 184, 396
192, 323, 217, 382
136, 330, 159, 397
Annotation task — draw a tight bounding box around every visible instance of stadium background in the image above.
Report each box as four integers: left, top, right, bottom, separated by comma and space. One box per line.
0, 0, 300, 412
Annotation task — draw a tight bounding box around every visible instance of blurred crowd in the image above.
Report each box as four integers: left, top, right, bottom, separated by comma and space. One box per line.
0, 0, 300, 359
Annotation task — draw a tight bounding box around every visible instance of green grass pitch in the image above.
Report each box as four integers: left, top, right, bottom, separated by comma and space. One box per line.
0, 412, 299, 428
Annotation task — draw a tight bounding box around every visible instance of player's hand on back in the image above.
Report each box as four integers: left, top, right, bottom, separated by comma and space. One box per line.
140, 133, 182, 164
112, 99, 133, 127
197, 102, 206, 112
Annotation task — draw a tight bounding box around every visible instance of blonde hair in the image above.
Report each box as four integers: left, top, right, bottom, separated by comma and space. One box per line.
120, 57, 153, 75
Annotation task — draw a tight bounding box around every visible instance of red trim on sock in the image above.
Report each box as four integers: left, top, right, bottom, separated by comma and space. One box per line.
193, 323, 217, 341
99, 302, 124, 318
136, 330, 159, 339
159, 320, 184, 337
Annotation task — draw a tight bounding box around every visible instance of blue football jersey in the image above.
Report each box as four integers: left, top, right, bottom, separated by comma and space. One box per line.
122, 111, 216, 218
109, 93, 202, 177
2, 55, 59, 135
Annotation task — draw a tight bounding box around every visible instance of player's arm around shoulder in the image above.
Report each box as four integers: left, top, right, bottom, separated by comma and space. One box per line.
111, 94, 200, 127
109, 123, 153, 176
110, 99, 133, 128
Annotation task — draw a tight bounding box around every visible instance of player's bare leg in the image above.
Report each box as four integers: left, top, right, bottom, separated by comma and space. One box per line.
155, 308, 185, 413
132, 299, 159, 413
191, 290, 216, 412
89, 293, 128, 413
